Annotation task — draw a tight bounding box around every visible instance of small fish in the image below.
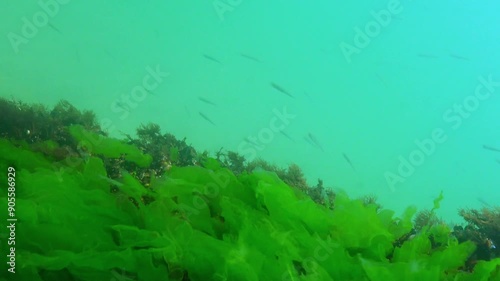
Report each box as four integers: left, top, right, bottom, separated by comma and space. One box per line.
375, 73, 389, 89
74, 48, 81, 62
48, 22, 63, 35
483, 145, 500, 153
343, 153, 356, 172
240, 53, 261, 63
477, 197, 492, 208
304, 135, 315, 147
447, 50, 470, 61
144, 88, 156, 95
202, 54, 222, 64
199, 112, 216, 126
303, 91, 313, 102
307, 133, 324, 151
198, 96, 217, 106
449, 53, 470, 61
114, 101, 130, 112
496, 159, 500, 165
270, 82, 294, 98
279, 130, 294, 142
103, 49, 117, 61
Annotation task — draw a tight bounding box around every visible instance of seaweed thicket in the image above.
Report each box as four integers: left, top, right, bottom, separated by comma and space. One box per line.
1, 97, 499, 280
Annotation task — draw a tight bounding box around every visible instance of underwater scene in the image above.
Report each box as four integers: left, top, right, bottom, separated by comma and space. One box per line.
1, 0, 500, 280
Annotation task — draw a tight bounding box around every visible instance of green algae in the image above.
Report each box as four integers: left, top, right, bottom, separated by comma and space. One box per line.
0, 128, 499, 281
68, 124, 152, 168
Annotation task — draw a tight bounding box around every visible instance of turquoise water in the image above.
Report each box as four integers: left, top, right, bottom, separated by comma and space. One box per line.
1, 0, 499, 222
